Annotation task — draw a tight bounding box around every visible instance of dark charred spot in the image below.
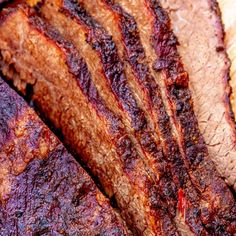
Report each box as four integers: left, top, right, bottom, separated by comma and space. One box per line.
0, 77, 26, 148
140, 132, 159, 154
160, 178, 177, 217
101, 227, 126, 236
31, 218, 50, 236
216, 45, 225, 52
149, 186, 162, 210
150, 0, 169, 25
15, 211, 23, 218
153, 58, 171, 71
110, 194, 119, 209
32, 227, 50, 236
175, 101, 183, 114
116, 136, 139, 171
131, 109, 147, 131
194, 152, 204, 166
0, 118, 10, 148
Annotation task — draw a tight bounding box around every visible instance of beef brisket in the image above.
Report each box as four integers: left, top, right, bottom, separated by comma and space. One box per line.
39, 0, 178, 214
0, 77, 127, 235
1, 1, 236, 235
159, 0, 236, 191
38, 0, 189, 233
149, 0, 236, 234
0, 5, 179, 235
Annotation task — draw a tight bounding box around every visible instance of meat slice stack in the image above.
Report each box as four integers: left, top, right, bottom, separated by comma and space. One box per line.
0, 0, 236, 235
160, 0, 236, 191
38, 0, 212, 234
0, 77, 127, 235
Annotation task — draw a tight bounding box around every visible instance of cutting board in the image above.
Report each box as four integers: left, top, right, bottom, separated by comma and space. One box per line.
217, 0, 236, 117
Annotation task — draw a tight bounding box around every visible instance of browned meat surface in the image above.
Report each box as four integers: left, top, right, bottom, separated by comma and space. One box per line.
39, 0, 180, 221
39, 1, 236, 234
159, 0, 236, 191
0, 77, 128, 235
0, 5, 179, 235
38, 0, 188, 234
1, 1, 236, 235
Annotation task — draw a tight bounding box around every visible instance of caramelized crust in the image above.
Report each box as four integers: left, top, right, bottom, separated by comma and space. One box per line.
1, 1, 236, 235
161, 0, 236, 190
0, 77, 127, 235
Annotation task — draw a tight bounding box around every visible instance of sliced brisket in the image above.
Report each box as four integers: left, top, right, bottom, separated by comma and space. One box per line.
0, 77, 127, 235
0, 5, 179, 235
41, 0, 176, 207
159, 0, 236, 192
148, 0, 236, 234
38, 0, 184, 230
77, 0, 210, 234
1, 1, 236, 235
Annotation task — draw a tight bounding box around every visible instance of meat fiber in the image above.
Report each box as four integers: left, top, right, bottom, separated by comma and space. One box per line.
66, 0, 208, 234
38, 0, 191, 234
149, 0, 236, 234
0, 77, 127, 235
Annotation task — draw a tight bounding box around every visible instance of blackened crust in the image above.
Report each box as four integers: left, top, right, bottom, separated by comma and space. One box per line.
29, 6, 149, 192
62, 0, 177, 198
61, 0, 148, 132
42, 3, 179, 232
56, 2, 182, 233
0, 145, 126, 235
17, 3, 141, 181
